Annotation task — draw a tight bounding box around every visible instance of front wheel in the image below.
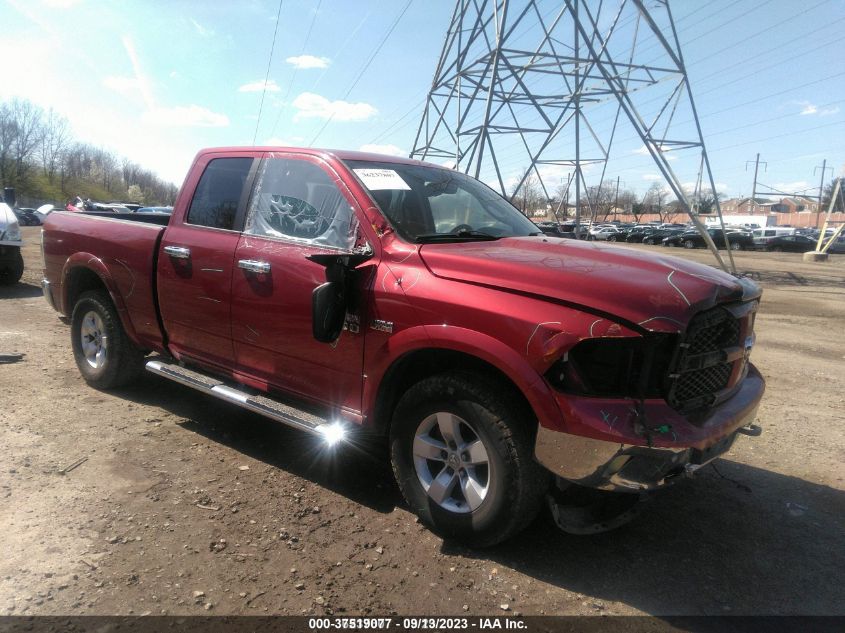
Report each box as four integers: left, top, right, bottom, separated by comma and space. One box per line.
71, 290, 144, 389
390, 372, 548, 547
730, 241, 743, 251
683, 239, 696, 249
607, 235, 617, 242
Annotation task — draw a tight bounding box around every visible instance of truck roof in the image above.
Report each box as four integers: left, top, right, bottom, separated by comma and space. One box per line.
195, 146, 444, 169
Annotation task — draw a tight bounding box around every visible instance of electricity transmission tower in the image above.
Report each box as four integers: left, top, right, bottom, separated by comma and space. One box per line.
411, 0, 735, 272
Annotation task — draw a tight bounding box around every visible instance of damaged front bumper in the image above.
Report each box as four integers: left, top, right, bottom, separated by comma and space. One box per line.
535, 364, 764, 492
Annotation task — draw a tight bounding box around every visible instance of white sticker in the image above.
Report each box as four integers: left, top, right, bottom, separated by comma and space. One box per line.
353, 168, 411, 191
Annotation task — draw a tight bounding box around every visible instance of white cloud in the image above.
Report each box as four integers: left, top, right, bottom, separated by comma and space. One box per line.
41, 0, 82, 7
772, 180, 810, 192
796, 100, 839, 116
358, 143, 404, 156
799, 101, 818, 116
142, 105, 229, 128
190, 18, 215, 38
286, 55, 330, 69
642, 173, 662, 181
633, 144, 677, 160
102, 75, 142, 99
292, 92, 376, 122
238, 79, 281, 93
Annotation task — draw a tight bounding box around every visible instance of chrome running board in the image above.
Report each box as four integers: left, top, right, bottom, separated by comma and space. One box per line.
145, 359, 329, 436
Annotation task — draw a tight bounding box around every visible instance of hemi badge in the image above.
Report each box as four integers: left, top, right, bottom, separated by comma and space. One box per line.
371, 319, 393, 333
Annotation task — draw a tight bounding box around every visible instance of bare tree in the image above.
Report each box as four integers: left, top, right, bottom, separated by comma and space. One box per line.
10, 99, 44, 184
0, 102, 16, 186
40, 109, 70, 183
643, 182, 669, 221
510, 167, 544, 217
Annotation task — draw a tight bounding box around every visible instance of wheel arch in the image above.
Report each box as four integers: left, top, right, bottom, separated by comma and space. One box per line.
368, 329, 563, 437
61, 255, 141, 345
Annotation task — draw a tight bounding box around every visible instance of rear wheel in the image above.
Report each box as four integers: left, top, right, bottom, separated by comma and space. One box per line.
730, 241, 743, 251
770, 245, 783, 252
390, 372, 547, 547
71, 290, 144, 389
0, 249, 24, 285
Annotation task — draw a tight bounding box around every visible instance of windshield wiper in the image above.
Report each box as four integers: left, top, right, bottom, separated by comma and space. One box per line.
415, 229, 500, 243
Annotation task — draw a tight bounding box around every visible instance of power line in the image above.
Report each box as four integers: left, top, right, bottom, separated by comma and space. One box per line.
269, 0, 325, 140
309, 0, 415, 147
252, 0, 285, 144
710, 119, 845, 152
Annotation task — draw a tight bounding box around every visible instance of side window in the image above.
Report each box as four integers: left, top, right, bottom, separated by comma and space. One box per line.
244, 157, 358, 250
186, 157, 253, 230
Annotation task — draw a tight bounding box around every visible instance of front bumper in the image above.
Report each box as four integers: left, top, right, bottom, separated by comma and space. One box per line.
535, 365, 764, 492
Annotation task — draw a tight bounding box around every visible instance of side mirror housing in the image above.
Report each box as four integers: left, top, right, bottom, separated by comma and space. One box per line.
307, 252, 372, 343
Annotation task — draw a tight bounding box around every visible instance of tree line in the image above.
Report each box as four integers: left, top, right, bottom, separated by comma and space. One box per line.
508, 167, 722, 223
0, 98, 177, 207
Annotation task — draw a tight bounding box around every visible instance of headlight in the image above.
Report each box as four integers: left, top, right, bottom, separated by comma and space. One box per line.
545, 334, 677, 398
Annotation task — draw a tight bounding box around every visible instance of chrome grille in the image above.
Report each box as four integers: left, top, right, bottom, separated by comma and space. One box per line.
668, 307, 741, 411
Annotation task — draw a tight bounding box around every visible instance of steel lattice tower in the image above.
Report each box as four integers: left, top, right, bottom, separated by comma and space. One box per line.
411, 0, 735, 272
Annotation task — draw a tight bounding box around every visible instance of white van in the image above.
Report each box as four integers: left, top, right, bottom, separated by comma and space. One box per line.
752, 227, 795, 248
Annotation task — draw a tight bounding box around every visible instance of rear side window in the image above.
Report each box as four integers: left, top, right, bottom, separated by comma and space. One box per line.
187, 157, 253, 230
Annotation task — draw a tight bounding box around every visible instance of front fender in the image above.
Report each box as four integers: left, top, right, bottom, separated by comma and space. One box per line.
363, 324, 565, 433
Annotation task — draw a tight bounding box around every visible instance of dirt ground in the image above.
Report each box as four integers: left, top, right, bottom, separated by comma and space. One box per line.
1, 226, 843, 617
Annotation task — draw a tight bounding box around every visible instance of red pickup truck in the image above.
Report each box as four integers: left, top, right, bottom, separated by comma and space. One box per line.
41, 147, 764, 545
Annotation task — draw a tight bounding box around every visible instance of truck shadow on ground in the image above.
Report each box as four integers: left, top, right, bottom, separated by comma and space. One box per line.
117, 374, 402, 514
0, 282, 43, 299
117, 373, 844, 615
744, 269, 845, 287
444, 460, 845, 616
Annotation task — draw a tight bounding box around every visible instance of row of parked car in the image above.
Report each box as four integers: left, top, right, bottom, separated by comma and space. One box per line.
12, 202, 174, 226
535, 221, 844, 253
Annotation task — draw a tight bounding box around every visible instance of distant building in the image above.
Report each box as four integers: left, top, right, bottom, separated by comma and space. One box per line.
771, 196, 818, 213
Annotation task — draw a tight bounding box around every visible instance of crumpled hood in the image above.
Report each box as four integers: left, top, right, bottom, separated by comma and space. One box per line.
418, 236, 755, 332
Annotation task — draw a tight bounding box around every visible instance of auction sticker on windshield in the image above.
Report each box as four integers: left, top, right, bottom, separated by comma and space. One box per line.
353, 168, 411, 191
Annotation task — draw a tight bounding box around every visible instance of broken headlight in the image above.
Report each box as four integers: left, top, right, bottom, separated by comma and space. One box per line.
545, 334, 677, 399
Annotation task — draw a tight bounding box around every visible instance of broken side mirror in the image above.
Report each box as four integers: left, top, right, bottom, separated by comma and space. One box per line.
307, 252, 372, 343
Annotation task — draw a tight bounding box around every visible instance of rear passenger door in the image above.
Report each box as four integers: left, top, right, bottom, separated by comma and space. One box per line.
157, 153, 257, 369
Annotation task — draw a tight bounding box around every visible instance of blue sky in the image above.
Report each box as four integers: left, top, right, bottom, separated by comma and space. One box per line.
2, 0, 843, 200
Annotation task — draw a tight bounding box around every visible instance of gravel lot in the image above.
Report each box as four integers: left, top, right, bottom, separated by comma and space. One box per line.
1, 226, 843, 616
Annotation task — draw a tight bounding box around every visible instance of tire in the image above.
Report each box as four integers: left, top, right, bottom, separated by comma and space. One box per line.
683, 239, 696, 249
608, 236, 617, 242
730, 241, 743, 251
770, 245, 782, 252
70, 290, 144, 389
390, 372, 548, 547
0, 249, 24, 285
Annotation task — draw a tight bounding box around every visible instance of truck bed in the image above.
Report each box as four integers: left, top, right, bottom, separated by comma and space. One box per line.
42, 211, 167, 352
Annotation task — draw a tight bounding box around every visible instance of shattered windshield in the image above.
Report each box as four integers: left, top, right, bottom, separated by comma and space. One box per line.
344, 160, 540, 243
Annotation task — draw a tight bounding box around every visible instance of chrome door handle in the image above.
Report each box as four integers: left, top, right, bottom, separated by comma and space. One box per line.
238, 259, 271, 274
163, 245, 191, 259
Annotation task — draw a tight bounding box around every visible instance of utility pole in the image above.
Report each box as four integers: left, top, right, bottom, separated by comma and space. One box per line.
814, 160, 832, 228
412, 0, 738, 271
745, 153, 766, 215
